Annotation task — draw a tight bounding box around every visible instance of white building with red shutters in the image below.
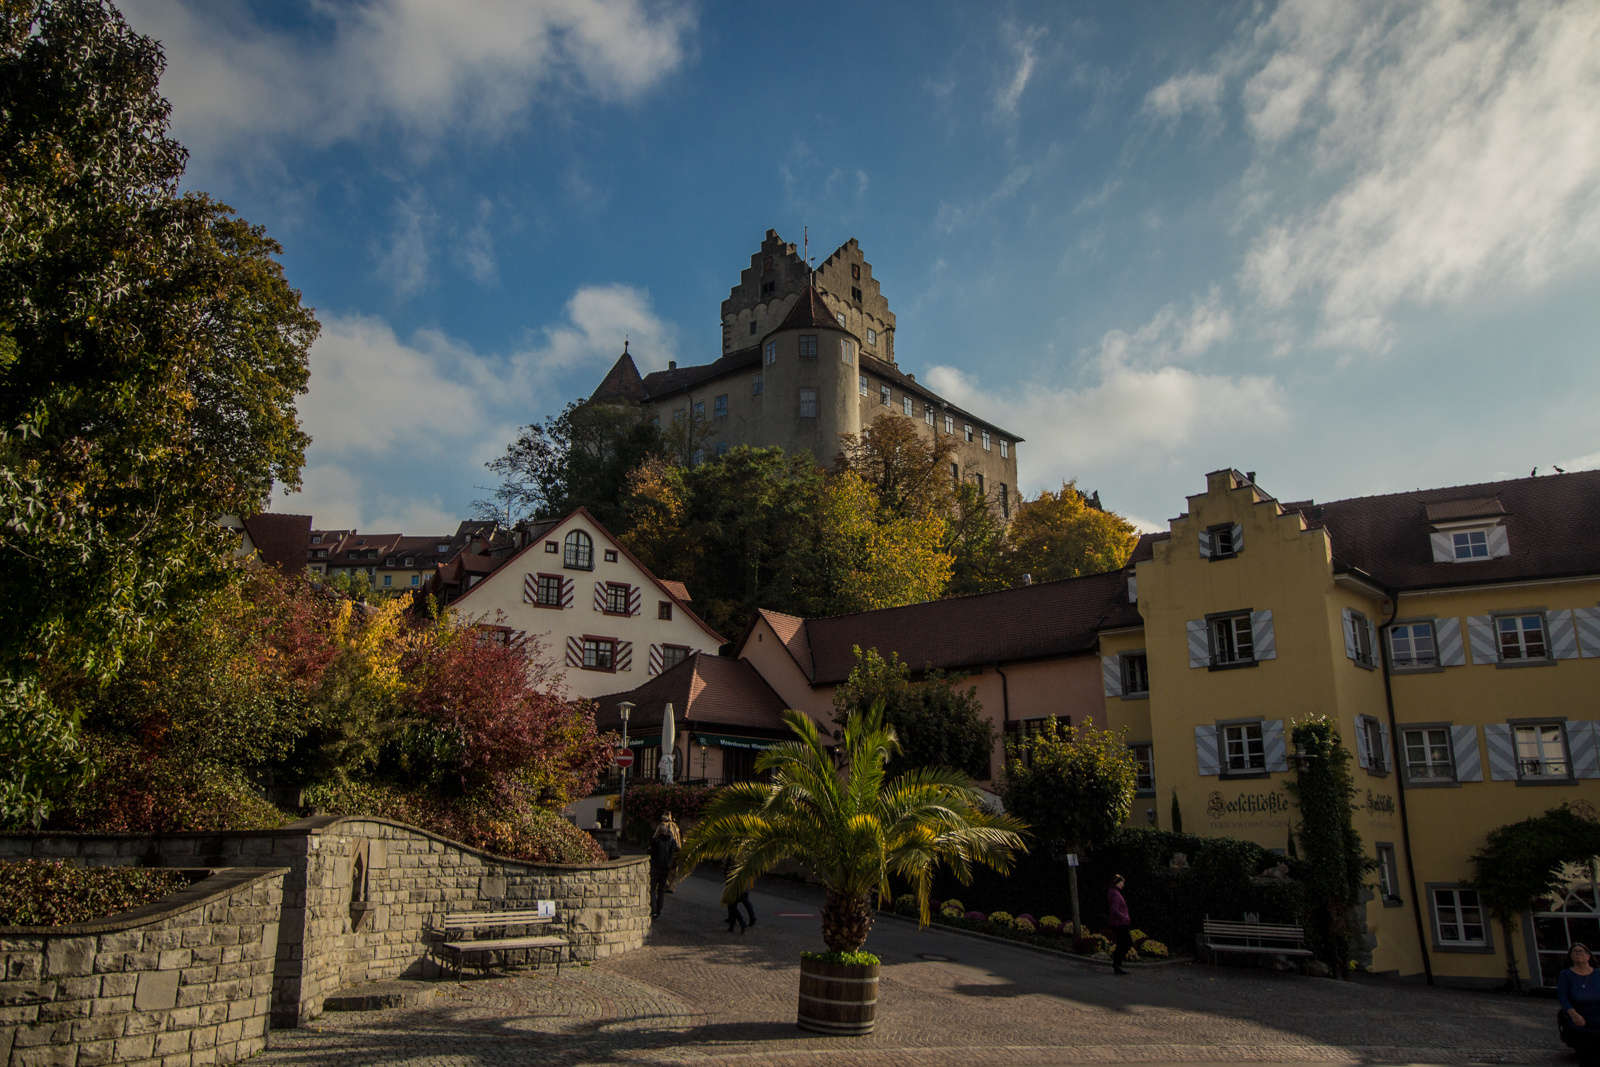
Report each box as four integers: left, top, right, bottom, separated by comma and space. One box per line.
442, 507, 725, 700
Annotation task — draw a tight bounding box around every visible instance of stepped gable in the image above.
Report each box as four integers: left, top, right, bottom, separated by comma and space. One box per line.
756, 569, 1136, 686
768, 284, 856, 340
591, 653, 793, 735
1299, 468, 1600, 591
590, 348, 650, 403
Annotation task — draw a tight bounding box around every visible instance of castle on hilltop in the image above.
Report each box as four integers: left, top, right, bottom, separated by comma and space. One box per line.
590, 230, 1021, 517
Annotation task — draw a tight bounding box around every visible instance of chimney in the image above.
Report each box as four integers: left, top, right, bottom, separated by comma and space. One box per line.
1022, 574, 1033, 586
1245, 471, 1257, 484
668, 360, 677, 370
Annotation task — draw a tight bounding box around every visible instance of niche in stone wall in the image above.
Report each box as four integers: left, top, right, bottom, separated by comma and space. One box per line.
348, 838, 375, 930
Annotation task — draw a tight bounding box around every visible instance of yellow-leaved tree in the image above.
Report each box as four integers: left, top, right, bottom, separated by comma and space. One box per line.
1005, 481, 1139, 583
819, 471, 952, 613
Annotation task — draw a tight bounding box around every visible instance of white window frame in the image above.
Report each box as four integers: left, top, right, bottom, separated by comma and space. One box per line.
982, 431, 991, 451
1349, 611, 1375, 668
1375, 844, 1401, 905
925, 406, 935, 426
1514, 721, 1570, 780
880, 385, 891, 407
841, 339, 854, 363
1453, 529, 1489, 560
1401, 725, 1455, 783
903, 396, 912, 416
859, 374, 868, 397
1129, 743, 1155, 794
867, 328, 876, 345
1121, 653, 1150, 696
1000, 440, 1009, 458
1390, 622, 1438, 669
1221, 721, 1266, 775
1430, 886, 1489, 949
1497, 613, 1549, 661
944, 414, 954, 434
1360, 716, 1388, 773
1209, 613, 1255, 667
836, 311, 846, 326
964, 424, 973, 442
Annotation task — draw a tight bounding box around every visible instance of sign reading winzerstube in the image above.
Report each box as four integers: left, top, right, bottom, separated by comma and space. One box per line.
1206, 787, 1291, 830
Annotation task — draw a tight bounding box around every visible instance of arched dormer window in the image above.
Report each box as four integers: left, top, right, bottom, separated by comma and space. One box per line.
564, 530, 593, 570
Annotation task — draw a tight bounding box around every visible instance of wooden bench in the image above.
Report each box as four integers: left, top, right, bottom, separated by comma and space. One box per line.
430, 902, 571, 980
1202, 917, 1312, 965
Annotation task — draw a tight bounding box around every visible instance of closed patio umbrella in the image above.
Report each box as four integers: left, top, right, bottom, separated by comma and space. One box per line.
659, 703, 676, 784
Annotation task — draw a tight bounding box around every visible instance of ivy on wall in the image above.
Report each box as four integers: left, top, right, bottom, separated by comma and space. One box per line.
1287, 716, 1371, 974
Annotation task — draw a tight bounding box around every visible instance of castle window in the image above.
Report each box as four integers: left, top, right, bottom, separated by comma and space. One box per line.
851, 286, 863, 303
982, 431, 991, 451
950, 462, 960, 482
673, 408, 684, 422
840, 340, 854, 363
867, 328, 877, 345
976, 473, 984, 492
714, 394, 728, 418
964, 425, 973, 442
749, 321, 757, 335
999, 484, 1009, 519
925, 406, 935, 427
859, 375, 868, 397
765, 340, 777, 365
903, 396, 912, 416
761, 280, 776, 296
799, 388, 817, 418
1000, 440, 1009, 458
836, 312, 846, 326
715, 441, 728, 456
944, 414, 954, 434
851, 262, 860, 280
799, 335, 818, 359
693, 400, 705, 419
763, 256, 773, 272
880, 386, 891, 407
752, 373, 763, 396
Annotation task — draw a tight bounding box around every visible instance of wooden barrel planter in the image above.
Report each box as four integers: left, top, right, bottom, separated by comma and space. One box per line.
796, 956, 879, 1035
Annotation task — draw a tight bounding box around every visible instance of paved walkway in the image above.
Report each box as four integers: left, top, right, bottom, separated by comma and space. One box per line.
259, 869, 1562, 1066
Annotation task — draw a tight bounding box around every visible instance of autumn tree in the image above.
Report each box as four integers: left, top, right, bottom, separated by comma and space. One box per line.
815, 470, 951, 614
1005, 482, 1139, 584
1, 1, 316, 827
834, 413, 958, 521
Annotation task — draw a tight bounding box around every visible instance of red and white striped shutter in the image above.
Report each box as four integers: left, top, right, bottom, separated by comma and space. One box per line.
593, 582, 607, 611
616, 641, 633, 672
565, 637, 582, 667
629, 585, 642, 616
523, 574, 538, 604
649, 644, 664, 676
561, 578, 574, 608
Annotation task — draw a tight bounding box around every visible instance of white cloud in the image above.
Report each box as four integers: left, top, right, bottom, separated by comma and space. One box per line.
924, 299, 1282, 479
1222, 0, 1600, 350
283, 284, 674, 529
995, 22, 1046, 117
122, 0, 695, 156
1143, 71, 1224, 123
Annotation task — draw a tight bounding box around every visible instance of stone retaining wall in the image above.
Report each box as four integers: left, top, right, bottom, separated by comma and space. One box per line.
0, 818, 650, 1026
0, 867, 284, 1067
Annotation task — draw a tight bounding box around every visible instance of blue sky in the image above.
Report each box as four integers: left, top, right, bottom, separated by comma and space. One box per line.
123, 0, 1600, 534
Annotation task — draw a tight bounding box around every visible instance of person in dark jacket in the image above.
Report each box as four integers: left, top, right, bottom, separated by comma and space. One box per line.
1560, 942, 1600, 1065
647, 818, 680, 920
722, 857, 756, 933
1108, 875, 1132, 975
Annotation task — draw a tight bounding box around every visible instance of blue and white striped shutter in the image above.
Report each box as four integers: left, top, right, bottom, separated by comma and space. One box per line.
1378, 723, 1392, 773
1231, 524, 1244, 553
1341, 608, 1358, 661
1487, 525, 1510, 558
1102, 656, 1123, 697
1263, 720, 1288, 772
1576, 607, 1600, 658
1451, 725, 1482, 781
1430, 532, 1455, 562
1568, 722, 1600, 780
1251, 610, 1276, 660
1435, 617, 1465, 666
1483, 724, 1517, 781
1187, 620, 1209, 668
1467, 616, 1499, 665
1195, 725, 1220, 776
1198, 530, 1212, 558
1354, 719, 1372, 769
1547, 610, 1580, 660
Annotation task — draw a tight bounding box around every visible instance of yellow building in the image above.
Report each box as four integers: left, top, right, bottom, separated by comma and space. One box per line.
1108, 468, 1600, 988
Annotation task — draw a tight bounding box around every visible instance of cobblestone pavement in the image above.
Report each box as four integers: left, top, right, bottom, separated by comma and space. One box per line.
258, 870, 1562, 1066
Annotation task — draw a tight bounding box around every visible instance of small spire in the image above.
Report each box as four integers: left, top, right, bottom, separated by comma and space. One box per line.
624, 335, 630, 354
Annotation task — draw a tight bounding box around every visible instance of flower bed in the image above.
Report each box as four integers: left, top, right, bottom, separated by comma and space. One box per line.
891, 894, 1179, 961
0, 860, 199, 926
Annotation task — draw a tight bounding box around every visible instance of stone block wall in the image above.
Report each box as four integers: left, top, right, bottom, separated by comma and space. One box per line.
0, 867, 284, 1067
0, 818, 650, 1027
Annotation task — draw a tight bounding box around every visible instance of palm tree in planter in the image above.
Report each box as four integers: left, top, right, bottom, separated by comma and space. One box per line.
680, 704, 1026, 1035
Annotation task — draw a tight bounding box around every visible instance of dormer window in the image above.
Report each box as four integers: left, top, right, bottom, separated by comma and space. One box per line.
1426, 498, 1509, 562
311, 534, 323, 544
1453, 531, 1488, 559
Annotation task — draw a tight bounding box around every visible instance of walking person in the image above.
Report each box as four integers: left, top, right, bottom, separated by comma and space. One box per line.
722, 857, 756, 933
648, 817, 680, 920
1108, 874, 1133, 975
1560, 942, 1600, 1066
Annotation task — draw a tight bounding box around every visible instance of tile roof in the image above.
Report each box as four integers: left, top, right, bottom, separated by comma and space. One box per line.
743, 569, 1137, 685
635, 345, 762, 400
767, 284, 856, 339
659, 580, 691, 603
1298, 469, 1600, 592
858, 353, 1022, 443
242, 513, 311, 572
590, 653, 795, 736
590, 348, 650, 404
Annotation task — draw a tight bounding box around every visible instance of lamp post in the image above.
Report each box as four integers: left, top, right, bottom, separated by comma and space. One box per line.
618, 701, 634, 837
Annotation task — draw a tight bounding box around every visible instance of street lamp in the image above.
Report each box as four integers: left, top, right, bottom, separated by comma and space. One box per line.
617, 702, 634, 836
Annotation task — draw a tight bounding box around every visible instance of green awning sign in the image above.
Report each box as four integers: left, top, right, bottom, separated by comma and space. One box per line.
690, 734, 776, 751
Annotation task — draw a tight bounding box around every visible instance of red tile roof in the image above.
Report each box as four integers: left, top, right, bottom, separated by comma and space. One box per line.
1298, 469, 1600, 591
590, 653, 796, 736
768, 284, 855, 339
242, 513, 311, 572
659, 580, 691, 603
590, 348, 650, 404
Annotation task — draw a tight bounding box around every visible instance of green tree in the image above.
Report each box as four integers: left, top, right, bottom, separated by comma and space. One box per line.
479, 399, 666, 529
1471, 805, 1600, 991
0, 0, 315, 826
681, 704, 1025, 951
944, 480, 1011, 596
1000, 717, 1137, 857
833, 413, 957, 521
1004, 482, 1139, 584
1287, 716, 1371, 974
832, 647, 994, 780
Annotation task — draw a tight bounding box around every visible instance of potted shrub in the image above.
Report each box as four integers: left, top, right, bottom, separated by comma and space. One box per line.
681, 704, 1024, 1035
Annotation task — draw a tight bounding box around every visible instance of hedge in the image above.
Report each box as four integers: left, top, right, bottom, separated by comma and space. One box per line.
0, 861, 197, 926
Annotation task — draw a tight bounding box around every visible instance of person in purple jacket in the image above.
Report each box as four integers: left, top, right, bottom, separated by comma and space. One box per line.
1560, 942, 1600, 1065
1108, 875, 1132, 975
